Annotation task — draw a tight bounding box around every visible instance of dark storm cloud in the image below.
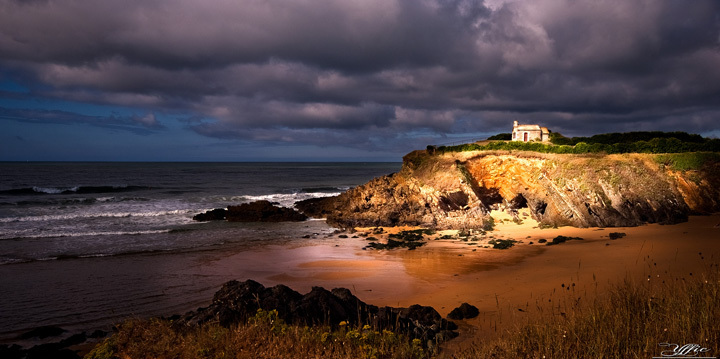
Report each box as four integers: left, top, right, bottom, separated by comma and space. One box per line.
1, 0, 719, 153
1, 0, 487, 71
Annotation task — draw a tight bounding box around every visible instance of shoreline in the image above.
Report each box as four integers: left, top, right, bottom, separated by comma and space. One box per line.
4, 213, 719, 353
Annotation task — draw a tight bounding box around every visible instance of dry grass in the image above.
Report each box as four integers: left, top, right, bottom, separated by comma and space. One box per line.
85, 309, 430, 359
453, 260, 720, 359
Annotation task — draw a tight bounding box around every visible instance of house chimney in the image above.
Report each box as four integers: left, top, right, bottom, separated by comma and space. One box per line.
513, 120, 518, 128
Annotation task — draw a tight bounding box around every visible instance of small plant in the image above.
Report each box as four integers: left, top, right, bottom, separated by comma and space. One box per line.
482, 217, 495, 231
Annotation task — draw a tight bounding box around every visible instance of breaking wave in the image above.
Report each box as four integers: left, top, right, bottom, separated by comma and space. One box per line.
0, 185, 151, 196
0, 209, 196, 223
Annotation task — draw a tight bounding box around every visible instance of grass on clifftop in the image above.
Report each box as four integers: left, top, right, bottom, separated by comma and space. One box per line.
433, 131, 720, 156
86, 263, 720, 359
654, 152, 720, 171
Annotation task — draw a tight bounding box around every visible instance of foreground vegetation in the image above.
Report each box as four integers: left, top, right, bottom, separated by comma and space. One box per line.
86, 261, 720, 359
454, 261, 720, 359
86, 309, 432, 359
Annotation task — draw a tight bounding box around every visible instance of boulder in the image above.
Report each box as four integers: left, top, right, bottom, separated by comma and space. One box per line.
192, 208, 227, 221
447, 303, 479, 320
18, 326, 65, 340
193, 201, 307, 222
226, 201, 307, 222
176, 280, 458, 345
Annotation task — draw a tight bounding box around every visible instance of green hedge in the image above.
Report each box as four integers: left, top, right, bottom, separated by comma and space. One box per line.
439, 132, 720, 155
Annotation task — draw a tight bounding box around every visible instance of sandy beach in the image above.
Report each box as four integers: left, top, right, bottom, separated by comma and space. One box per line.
200, 211, 720, 345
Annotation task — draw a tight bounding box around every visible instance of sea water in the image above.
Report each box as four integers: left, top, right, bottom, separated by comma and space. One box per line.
0, 162, 399, 340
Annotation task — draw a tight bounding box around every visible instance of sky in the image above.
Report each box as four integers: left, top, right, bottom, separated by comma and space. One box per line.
1, 0, 719, 161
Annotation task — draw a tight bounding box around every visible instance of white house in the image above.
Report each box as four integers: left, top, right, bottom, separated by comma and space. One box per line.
512, 121, 550, 142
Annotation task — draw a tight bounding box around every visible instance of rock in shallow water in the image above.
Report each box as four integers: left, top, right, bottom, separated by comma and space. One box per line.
193, 200, 307, 222
192, 208, 226, 221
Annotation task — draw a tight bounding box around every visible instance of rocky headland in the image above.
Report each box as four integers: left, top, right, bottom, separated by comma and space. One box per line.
297, 150, 720, 229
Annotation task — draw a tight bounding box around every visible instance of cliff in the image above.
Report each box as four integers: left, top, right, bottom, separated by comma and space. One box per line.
297, 150, 720, 229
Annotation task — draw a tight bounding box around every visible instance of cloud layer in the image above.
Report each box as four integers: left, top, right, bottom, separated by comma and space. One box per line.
1, 0, 719, 156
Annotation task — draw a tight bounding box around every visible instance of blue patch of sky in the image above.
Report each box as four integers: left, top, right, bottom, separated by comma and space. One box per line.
0, 77, 30, 93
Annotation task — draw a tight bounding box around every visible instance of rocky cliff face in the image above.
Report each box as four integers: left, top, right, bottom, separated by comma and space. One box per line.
297, 150, 720, 229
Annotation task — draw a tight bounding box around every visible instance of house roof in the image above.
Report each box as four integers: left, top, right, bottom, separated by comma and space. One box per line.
514, 124, 542, 131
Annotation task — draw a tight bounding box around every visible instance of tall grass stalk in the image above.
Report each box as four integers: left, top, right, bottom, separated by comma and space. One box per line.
455, 262, 720, 358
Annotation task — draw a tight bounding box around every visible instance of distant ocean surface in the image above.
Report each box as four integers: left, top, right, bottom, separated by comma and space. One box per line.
0, 162, 399, 340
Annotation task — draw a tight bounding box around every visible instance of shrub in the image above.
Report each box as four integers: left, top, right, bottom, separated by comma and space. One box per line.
487, 133, 512, 141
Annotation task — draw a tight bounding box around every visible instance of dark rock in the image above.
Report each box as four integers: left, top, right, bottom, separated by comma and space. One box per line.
0, 345, 24, 359
226, 201, 307, 222
193, 208, 227, 221
19, 325, 66, 340
26, 343, 80, 359
176, 279, 458, 346
546, 235, 583, 246
88, 330, 107, 339
609, 232, 627, 240
60, 332, 87, 347
364, 239, 426, 250
447, 303, 480, 320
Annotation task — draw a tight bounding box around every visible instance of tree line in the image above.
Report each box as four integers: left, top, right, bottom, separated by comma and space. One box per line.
435, 131, 720, 155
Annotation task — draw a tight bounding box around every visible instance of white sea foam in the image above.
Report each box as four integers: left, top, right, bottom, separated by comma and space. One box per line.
32, 186, 79, 194
1, 229, 171, 240
0, 209, 196, 223
240, 191, 341, 208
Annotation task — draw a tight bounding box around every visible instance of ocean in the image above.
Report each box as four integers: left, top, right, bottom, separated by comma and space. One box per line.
0, 162, 399, 341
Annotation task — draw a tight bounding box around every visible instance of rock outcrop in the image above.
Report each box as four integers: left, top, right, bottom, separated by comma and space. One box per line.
297, 150, 720, 229
177, 280, 458, 344
194, 200, 307, 222
447, 303, 480, 320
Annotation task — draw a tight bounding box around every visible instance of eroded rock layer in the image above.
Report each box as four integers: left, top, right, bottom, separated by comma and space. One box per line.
297, 150, 720, 229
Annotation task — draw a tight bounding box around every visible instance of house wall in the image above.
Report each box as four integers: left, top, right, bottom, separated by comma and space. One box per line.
512, 129, 544, 142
